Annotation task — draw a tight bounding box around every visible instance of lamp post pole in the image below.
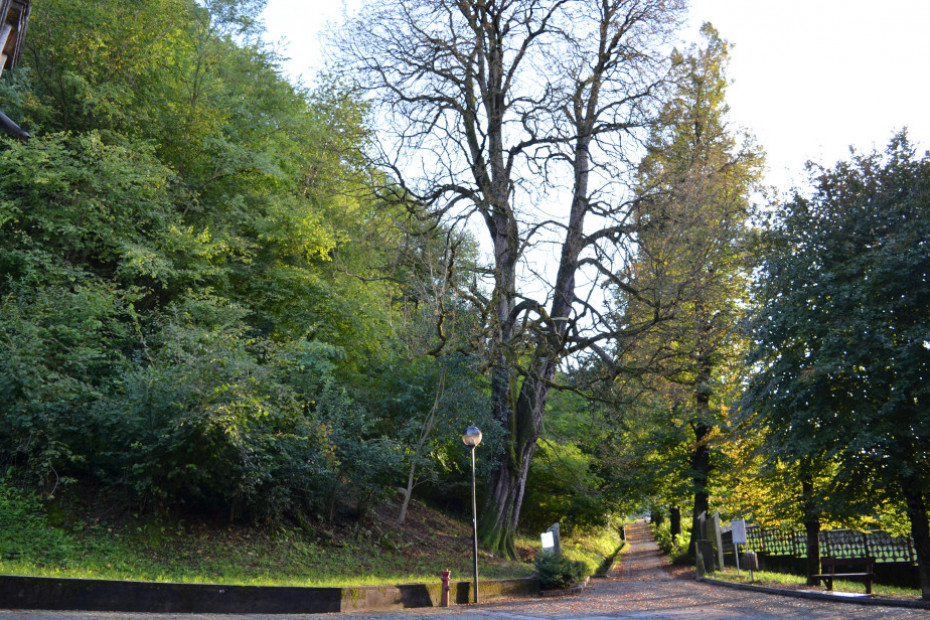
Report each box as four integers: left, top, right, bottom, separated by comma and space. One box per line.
462, 426, 482, 604
469, 442, 478, 603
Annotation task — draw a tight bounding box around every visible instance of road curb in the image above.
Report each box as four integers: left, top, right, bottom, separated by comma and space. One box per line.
0, 574, 539, 614
593, 541, 628, 579
699, 576, 930, 610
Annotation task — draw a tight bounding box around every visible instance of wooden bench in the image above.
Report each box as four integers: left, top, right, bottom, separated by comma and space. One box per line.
811, 556, 874, 594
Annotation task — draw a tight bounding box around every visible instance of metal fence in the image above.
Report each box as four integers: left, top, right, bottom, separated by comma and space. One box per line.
725, 524, 917, 564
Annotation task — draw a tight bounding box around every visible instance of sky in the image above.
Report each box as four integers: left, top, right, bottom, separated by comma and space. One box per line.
261, 0, 930, 194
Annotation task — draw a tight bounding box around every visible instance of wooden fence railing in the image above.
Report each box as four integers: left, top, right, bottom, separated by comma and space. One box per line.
723, 524, 916, 564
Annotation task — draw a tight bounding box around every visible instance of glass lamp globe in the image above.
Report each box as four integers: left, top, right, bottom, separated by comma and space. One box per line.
462, 426, 482, 447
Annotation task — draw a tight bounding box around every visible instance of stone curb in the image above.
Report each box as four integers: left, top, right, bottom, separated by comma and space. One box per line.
539, 576, 590, 597
0, 574, 539, 614
699, 576, 930, 610
593, 541, 628, 579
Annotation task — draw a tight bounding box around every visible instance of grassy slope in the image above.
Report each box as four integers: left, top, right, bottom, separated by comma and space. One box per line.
0, 483, 616, 587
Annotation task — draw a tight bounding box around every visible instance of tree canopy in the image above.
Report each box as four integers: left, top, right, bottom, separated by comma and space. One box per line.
0, 0, 446, 522
1, 1, 928, 598
744, 133, 930, 597
595, 23, 762, 555
338, 0, 687, 559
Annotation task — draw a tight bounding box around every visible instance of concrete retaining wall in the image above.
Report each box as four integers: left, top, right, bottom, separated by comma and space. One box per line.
0, 574, 539, 613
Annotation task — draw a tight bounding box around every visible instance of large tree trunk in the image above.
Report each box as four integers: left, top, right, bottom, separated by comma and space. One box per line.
801, 473, 821, 585
670, 506, 681, 537
804, 515, 821, 585
688, 421, 711, 559
477, 430, 534, 558
688, 350, 713, 559
478, 206, 524, 557
480, 357, 558, 558
687, 317, 715, 560
902, 486, 930, 600
478, 118, 591, 559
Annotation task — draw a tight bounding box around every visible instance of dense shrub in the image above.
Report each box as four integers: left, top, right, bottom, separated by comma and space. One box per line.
651, 521, 690, 561
521, 439, 611, 536
533, 552, 588, 590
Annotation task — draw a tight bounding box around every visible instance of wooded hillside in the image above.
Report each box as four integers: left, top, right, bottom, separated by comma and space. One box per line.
1, 0, 928, 600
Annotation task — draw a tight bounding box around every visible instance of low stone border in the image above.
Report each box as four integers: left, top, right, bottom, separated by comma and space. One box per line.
0, 574, 539, 614
700, 576, 930, 611
539, 576, 590, 597
593, 541, 627, 579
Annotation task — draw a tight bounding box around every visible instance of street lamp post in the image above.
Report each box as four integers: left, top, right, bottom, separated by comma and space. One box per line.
462, 425, 482, 603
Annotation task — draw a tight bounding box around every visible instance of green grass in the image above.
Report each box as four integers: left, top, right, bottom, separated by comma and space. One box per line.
711, 567, 922, 598
595, 537, 629, 576
560, 525, 625, 576
0, 482, 616, 588
0, 519, 536, 587
0, 482, 537, 587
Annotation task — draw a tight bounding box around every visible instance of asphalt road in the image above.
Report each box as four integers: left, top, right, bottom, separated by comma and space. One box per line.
2, 522, 926, 619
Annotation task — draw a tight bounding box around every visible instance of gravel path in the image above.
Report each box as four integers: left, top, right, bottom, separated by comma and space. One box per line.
2, 522, 927, 619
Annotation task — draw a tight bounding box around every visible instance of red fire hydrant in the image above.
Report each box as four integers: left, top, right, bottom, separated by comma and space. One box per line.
440, 569, 452, 607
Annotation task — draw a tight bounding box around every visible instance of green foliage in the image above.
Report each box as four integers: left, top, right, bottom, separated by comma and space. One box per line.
522, 439, 610, 536
517, 382, 623, 535
533, 552, 588, 590
651, 521, 690, 561
107, 301, 313, 516
599, 23, 763, 540
0, 132, 212, 291
0, 480, 74, 564
310, 382, 402, 520
743, 136, 930, 600
744, 132, 930, 513
0, 0, 418, 526
0, 279, 137, 478
374, 354, 498, 475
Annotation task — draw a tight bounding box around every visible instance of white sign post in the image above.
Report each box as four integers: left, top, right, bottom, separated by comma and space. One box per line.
541, 531, 555, 553
731, 519, 747, 576
731, 519, 747, 544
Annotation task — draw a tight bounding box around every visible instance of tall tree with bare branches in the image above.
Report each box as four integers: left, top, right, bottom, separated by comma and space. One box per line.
337, 0, 685, 557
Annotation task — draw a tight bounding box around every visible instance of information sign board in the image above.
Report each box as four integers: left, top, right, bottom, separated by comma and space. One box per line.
731, 519, 747, 545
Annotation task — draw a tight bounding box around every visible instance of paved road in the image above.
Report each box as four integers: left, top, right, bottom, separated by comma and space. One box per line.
2, 522, 926, 619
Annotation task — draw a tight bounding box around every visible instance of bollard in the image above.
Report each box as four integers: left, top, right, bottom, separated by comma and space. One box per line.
741, 551, 759, 581
440, 569, 452, 607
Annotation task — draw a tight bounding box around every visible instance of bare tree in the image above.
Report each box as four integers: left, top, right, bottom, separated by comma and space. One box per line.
336, 0, 685, 557
398, 370, 445, 525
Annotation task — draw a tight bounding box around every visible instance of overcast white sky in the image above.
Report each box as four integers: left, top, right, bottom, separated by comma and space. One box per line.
261, 0, 930, 193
